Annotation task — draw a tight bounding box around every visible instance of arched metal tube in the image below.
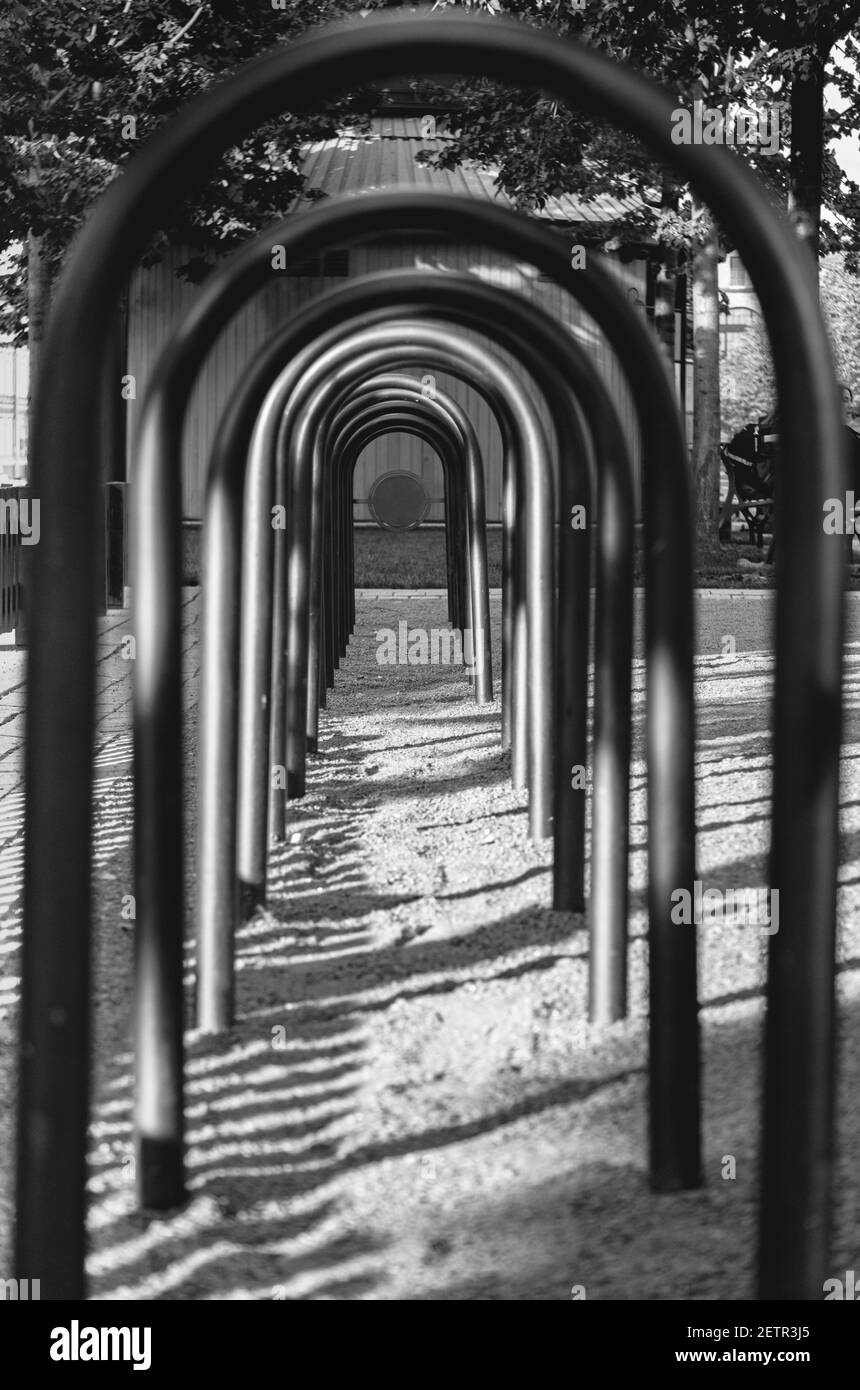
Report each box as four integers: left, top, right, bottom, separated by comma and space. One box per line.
275, 323, 552, 817
326, 385, 467, 675
101, 203, 658, 1224
310, 299, 635, 1021
324, 404, 472, 692
240, 384, 477, 893
21, 13, 844, 1299
325, 377, 490, 698
268, 277, 632, 1000
50, 195, 644, 1273
331, 408, 468, 666
198, 304, 541, 1051
22, 188, 678, 1271
321, 374, 493, 703
215, 271, 630, 1032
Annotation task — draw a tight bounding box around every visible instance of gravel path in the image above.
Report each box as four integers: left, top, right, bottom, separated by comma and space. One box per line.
1, 590, 859, 1300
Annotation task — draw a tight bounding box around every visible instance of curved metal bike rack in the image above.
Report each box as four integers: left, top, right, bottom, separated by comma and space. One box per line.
19, 9, 845, 1301
238, 374, 483, 910
326, 376, 489, 686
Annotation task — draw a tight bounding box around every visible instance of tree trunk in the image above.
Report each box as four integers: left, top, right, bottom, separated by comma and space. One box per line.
26, 228, 50, 465
691, 202, 722, 565
788, 51, 825, 273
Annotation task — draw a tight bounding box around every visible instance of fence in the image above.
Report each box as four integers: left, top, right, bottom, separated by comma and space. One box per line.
0, 485, 26, 635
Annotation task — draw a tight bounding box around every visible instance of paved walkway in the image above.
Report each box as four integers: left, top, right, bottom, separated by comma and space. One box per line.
1, 588, 860, 1297
2, 584, 860, 933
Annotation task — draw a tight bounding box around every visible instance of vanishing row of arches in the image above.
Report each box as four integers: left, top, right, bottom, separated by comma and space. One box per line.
13, 9, 848, 1300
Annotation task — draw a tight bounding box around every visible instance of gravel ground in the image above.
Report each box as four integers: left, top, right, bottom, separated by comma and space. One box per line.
1, 590, 859, 1300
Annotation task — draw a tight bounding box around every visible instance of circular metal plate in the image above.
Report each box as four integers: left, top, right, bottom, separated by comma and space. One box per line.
367, 470, 430, 530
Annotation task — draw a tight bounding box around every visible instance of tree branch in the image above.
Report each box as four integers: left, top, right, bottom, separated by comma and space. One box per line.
163, 5, 205, 52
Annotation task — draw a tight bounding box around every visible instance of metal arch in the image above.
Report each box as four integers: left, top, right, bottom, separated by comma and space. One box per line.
183, 237, 675, 1195
201, 279, 627, 1045
86, 201, 676, 1239
277, 326, 551, 830
276, 280, 634, 1016
334, 412, 467, 644
326, 377, 490, 692
328, 381, 470, 637
330, 376, 488, 665
239, 378, 480, 906
322, 376, 493, 702
21, 12, 844, 1301
329, 380, 472, 653
22, 198, 643, 1294
196, 306, 544, 1063
198, 279, 593, 1019
323, 404, 474, 693
330, 411, 463, 641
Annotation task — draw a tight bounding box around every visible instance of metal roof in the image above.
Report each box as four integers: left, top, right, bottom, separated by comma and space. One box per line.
298, 117, 644, 225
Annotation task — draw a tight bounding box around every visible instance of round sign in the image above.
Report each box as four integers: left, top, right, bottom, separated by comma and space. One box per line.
367, 470, 430, 530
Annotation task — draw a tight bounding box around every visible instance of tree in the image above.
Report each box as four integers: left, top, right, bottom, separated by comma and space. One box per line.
745, 0, 860, 271
721, 251, 860, 435
416, 0, 860, 560
820, 252, 860, 401
0, 0, 379, 435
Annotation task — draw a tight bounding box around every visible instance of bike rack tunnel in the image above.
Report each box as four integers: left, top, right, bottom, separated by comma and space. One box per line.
173, 196, 698, 1211
198, 317, 553, 1046
330, 406, 469, 654
329, 381, 474, 640
328, 395, 472, 649
305, 377, 492, 737
19, 9, 846, 1301
54, 186, 683, 1233
321, 310, 636, 1015
325, 376, 490, 688
317, 394, 481, 705
195, 281, 614, 1023
146, 262, 644, 1273
281, 330, 509, 765
183, 257, 651, 1133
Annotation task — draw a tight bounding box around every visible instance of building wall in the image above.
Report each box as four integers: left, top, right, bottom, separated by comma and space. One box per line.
0, 345, 29, 481
125, 240, 649, 522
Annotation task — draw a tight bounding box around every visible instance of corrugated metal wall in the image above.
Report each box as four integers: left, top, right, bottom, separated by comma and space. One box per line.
125, 241, 647, 522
